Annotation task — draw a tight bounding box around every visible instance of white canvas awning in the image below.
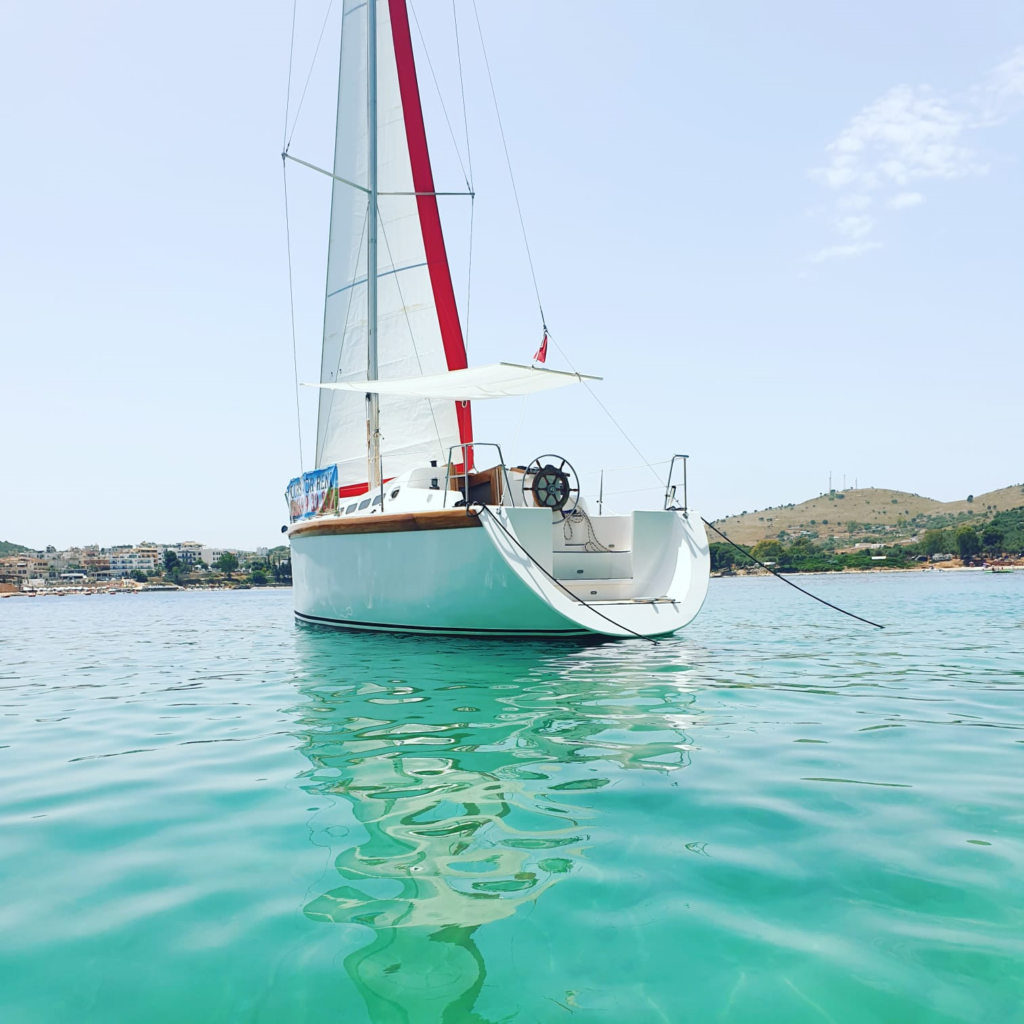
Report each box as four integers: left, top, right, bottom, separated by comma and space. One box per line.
303, 362, 601, 401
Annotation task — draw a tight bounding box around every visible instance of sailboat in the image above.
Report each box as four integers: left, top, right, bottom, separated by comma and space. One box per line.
284, 0, 709, 638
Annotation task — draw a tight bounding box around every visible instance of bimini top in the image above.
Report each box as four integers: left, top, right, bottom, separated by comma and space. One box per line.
303, 362, 600, 401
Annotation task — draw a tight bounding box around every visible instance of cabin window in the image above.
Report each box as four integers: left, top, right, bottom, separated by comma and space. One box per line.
371, 494, 382, 506
390, 487, 400, 500
358, 498, 371, 510
346, 503, 357, 514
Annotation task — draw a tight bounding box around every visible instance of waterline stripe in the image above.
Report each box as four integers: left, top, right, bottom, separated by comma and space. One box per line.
294, 610, 588, 636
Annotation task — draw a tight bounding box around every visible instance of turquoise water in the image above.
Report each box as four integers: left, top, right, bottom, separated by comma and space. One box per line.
1, 573, 1022, 1023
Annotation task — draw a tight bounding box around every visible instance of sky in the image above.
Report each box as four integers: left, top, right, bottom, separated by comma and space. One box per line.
1, 1, 1022, 550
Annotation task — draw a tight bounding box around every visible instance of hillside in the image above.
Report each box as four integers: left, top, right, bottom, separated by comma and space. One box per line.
710, 485, 1024, 547
0, 541, 31, 557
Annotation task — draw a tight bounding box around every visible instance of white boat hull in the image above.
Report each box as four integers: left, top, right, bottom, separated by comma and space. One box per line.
290, 506, 710, 639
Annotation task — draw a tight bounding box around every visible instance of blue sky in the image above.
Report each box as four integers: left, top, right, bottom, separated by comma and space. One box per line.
2, 1, 1022, 549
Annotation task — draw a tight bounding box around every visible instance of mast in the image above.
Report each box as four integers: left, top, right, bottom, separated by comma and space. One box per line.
366, 0, 381, 491
316, 0, 472, 489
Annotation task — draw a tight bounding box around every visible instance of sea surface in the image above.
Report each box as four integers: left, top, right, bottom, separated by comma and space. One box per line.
1, 572, 1022, 1023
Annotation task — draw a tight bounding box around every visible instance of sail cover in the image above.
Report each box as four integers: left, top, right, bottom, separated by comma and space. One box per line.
306, 363, 601, 400
316, 0, 471, 495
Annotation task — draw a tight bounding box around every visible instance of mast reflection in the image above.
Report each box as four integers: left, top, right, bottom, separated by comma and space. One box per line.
291, 627, 702, 1022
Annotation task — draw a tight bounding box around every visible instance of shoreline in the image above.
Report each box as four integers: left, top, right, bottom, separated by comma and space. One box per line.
1, 583, 292, 599
713, 563, 1018, 579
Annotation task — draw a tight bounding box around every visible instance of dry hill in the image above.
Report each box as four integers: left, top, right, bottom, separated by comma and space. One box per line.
710, 485, 1024, 547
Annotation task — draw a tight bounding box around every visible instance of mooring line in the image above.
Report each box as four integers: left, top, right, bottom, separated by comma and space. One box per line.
473, 505, 658, 644
701, 518, 885, 629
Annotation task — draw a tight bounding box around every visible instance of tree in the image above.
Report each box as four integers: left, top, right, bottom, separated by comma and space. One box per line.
163, 550, 179, 572
167, 563, 190, 585
956, 524, 980, 562
981, 526, 1005, 553
750, 539, 784, 562
249, 570, 268, 586
967, 494, 974, 503
214, 552, 239, 577
922, 529, 950, 556
130, 570, 148, 583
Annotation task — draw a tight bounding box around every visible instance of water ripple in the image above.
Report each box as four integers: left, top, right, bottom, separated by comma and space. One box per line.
0, 575, 1022, 1021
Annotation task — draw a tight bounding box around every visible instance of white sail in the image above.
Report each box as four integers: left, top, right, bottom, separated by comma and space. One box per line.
306, 363, 601, 400
316, 0, 471, 495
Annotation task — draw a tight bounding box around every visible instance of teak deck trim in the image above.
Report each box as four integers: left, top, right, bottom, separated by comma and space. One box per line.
290, 508, 482, 538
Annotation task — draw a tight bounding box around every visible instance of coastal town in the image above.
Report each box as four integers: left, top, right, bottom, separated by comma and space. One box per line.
0, 540, 290, 596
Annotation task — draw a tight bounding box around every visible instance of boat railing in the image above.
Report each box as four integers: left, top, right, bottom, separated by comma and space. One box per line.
664, 454, 689, 512
444, 442, 516, 511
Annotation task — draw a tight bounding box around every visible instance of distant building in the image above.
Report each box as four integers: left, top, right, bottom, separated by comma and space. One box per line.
108, 546, 160, 577
0, 556, 50, 587
176, 542, 204, 564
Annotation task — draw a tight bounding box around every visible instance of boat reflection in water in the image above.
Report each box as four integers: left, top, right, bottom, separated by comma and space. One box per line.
291, 626, 704, 1021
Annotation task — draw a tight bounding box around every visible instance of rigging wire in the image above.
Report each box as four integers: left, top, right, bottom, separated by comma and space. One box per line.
583, 459, 672, 474
285, 0, 338, 150
553, 327, 665, 489
408, 0, 471, 190
471, 2, 663, 488
376, 212, 447, 459
702, 519, 885, 629
282, 0, 298, 150
282, 157, 305, 471
471, 0, 546, 330
282, 0, 304, 471
317, 205, 370, 468
464, 194, 475, 356
453, 0, 474, 352
453, 0, 474, 186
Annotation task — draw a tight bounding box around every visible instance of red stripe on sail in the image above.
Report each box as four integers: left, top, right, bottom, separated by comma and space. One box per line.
389, 0, 473, 463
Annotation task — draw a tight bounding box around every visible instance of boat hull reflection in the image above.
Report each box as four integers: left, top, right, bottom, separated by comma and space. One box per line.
291, 628, 704, 1021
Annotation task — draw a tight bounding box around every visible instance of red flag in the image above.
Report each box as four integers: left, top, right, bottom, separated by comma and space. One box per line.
533, 330, 548, 364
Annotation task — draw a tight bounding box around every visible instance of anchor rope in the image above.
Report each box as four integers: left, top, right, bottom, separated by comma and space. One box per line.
701, 519, 885, 629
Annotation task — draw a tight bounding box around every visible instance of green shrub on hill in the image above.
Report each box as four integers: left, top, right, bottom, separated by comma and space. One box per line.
985, 506, 1024, 555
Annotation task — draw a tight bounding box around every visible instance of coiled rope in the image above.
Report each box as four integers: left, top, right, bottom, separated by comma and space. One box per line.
562, 508, 611, 553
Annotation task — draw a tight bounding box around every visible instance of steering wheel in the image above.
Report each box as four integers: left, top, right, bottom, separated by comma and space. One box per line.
523, 455, 580, 513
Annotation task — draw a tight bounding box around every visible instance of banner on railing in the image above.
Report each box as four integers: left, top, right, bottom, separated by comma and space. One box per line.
286, 465, 339, 522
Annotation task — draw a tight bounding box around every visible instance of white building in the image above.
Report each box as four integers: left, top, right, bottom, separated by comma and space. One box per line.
165, 541, 204, 565
108, 546, 160, 577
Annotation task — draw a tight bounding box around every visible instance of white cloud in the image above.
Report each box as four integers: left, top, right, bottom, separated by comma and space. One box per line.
987, 45, 1024, 100
836, 214, 874, 238
807, 46, 1023, 264
810, 242, 883, 263
889, 191, 924, 209
812, 85, 985, 192
838, 194, 872, 211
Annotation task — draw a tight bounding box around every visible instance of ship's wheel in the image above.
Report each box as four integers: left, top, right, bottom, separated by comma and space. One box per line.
524, 455, 580, 513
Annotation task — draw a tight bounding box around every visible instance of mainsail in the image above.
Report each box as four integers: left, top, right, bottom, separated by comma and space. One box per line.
316, 0, 471, 493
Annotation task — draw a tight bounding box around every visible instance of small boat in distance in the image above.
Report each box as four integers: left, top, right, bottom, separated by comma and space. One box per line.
284, 0, 709, 638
